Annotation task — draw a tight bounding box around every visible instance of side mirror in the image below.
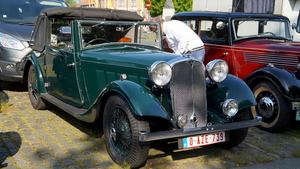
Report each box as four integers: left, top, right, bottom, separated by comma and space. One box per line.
60, 26, 71, 34
216, 21, 227, 30
292, 23, 297, 30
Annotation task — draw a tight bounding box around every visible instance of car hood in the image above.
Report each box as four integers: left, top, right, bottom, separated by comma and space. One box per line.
234, 39, 300, 54
0, 21, 34, 41
81, 45, 183, 69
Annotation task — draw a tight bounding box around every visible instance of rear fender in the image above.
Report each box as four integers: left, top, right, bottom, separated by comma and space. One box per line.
27, 55, 47, 94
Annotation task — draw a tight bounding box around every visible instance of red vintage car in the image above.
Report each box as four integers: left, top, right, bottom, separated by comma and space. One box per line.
170, 11, 300, 132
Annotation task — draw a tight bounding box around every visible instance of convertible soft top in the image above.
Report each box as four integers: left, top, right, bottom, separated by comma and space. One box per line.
39, 7, 144, 21
32, 7, 143, 51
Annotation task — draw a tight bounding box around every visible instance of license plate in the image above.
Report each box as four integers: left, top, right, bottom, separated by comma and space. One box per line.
296, 110, 300, 121
180, 131, 226, 149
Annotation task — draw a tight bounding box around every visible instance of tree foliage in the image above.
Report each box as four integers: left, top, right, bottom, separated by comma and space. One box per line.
65, 0, 78, 7
144, 0, 192, 17
173, 0, 192, 13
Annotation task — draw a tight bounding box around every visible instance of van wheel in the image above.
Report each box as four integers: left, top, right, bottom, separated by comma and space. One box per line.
251, 81, 291, 132
103, 94, 150, 168
28, 65, 48, 110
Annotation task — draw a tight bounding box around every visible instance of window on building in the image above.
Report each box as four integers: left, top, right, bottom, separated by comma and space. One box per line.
131, 0, 136, 7
233, 0, 275, 13
119, 0, 124, 7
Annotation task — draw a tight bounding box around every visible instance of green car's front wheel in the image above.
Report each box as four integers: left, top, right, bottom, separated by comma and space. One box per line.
216, 108, 250, 149
103, 94, 150, 168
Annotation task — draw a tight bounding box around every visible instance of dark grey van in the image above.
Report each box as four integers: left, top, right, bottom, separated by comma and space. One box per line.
0, 0, 68, 82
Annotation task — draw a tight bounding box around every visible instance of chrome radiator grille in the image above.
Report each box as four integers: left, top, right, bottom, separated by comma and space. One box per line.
170, 60, 207, 128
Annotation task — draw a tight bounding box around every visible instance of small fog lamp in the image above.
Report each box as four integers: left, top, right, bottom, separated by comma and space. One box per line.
177, 114, 188, 128
222, 99, 238, 117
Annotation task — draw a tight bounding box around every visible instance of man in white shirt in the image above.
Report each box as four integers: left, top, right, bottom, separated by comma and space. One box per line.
150, 19, 205, 62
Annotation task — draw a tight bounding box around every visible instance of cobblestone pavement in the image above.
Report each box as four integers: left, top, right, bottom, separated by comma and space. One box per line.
0, 82, 300, 169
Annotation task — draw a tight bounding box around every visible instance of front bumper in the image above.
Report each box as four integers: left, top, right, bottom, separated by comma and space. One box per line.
0, 60, 22, 82
139, 116, 262, 142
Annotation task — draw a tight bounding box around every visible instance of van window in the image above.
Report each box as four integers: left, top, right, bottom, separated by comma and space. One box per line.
0, 0, 67, 24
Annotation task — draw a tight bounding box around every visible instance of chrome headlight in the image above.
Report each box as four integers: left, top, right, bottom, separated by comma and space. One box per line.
149, 61, 172, 87
297, 63, 300, 73
222, 99, 238, 117
0, 32, 25, 50
206, 59, 228, 82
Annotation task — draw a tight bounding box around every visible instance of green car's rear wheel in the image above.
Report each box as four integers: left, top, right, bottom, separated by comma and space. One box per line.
28, 65, 48, 110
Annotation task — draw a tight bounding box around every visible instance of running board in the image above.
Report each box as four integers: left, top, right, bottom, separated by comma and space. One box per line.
41, 93, 86, 115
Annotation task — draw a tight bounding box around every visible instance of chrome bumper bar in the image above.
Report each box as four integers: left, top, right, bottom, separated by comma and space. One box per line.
139, 116, 262, 142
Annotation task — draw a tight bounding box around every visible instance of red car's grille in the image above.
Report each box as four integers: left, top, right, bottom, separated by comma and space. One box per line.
244, 53, 299, 67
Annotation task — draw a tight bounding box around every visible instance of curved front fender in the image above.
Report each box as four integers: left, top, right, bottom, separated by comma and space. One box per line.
245, 67, 300, 101
99, 80, 174, 124
207, 74, 256, 112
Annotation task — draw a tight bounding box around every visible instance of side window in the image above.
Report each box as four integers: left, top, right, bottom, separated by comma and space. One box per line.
50, 19, 72, 51
182, 20, 197, 32
200, 20, 227, 45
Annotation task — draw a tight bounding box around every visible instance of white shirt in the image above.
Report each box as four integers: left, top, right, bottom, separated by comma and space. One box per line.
163, 20, 204, 55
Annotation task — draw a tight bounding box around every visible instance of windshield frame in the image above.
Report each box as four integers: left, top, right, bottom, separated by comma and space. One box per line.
232, 18, 292, 41
78, 20, 163, 50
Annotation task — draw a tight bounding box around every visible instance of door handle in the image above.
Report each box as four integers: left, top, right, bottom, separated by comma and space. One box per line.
221, 52, 228, 58
67, 62, 75, 68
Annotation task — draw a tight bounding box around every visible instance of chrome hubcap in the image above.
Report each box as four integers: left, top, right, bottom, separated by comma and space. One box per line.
258, 97, 275, 118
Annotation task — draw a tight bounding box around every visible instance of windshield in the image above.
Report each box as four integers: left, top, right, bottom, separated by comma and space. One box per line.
233, 18, 291, 40
0, 0, 68, 24
79, 21, 162, 49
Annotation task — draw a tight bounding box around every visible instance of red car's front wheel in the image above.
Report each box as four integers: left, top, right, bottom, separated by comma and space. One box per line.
251, 81, 291, 132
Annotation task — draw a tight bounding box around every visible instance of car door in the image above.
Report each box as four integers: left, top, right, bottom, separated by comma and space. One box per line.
199, 19, 234, 71
44, 23, 83, 107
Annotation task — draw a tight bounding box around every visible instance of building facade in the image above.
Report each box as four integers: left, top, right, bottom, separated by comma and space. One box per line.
78, 0, 147, 19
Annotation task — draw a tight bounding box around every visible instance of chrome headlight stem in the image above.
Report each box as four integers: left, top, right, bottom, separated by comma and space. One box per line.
206, 59, 229, 83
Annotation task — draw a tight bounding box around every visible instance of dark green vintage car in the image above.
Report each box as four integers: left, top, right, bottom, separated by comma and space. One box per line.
19, 7, 261, 168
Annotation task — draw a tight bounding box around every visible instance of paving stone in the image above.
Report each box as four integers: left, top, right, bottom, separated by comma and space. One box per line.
1, 88, 300, 169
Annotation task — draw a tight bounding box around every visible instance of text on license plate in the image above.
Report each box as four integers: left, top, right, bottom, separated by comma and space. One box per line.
182, 131, 226, 149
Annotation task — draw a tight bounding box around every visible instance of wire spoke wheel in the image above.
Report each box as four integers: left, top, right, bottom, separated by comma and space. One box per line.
103, 94, 150, 168
27, 65, 48, 110
109, 107, 132, 156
